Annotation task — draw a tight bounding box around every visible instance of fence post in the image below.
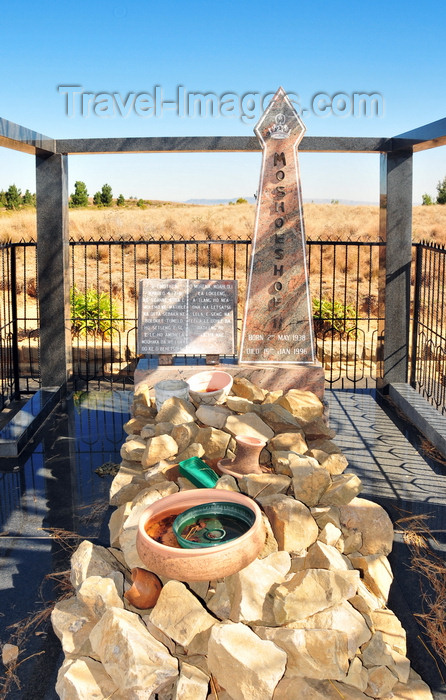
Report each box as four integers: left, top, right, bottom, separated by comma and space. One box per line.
35, 153, 72, 389
377, 148, 413, 390
10, 245, 20, 399
410, 242, 422, 388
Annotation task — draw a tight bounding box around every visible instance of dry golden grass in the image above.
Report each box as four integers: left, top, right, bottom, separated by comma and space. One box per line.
1, 201, 445, 244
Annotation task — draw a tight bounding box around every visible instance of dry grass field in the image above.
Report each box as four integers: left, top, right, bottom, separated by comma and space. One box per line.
1, 200, 446, 244
1, 201, 445, 372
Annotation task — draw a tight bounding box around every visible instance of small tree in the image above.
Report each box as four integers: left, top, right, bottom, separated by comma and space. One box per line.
22, 189, 35, 206
0, 190, 7, 208
5, 184, 22, 210
93, 191, 102, 206
422, 193, 434, 206
116, 193, 125, 206
235, 197, 248, 204
437, 176, 446, 205
70, 181, 89, 207
100, 183, 113, 207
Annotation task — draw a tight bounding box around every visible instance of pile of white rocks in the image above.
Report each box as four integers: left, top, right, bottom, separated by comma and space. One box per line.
52, 378, 433, 699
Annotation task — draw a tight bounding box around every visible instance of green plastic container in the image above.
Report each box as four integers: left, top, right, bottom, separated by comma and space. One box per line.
178, 456, 219, 488
173, 501, 255, 549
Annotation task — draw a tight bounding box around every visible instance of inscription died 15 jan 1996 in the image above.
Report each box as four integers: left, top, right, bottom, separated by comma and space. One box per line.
240, 87, 316, 364
137, 279, 237, 356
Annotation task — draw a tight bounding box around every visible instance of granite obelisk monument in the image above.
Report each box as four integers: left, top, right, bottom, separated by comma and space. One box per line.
240, 87, 317, 367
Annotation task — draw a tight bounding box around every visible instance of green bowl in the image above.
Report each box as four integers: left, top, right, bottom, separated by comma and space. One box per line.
178, 456, 219, 488
173, 501, 255, 549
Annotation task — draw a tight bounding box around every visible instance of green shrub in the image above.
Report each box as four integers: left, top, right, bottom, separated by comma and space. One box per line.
422, 193, 434, 206
312, 298, 357, 337
70, 286, 119, 339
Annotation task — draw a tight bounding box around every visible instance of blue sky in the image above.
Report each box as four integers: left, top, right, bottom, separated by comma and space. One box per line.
0, 0, 444, 204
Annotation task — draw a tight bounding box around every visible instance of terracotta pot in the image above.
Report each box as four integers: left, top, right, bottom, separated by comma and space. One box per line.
186, 370, 233, 405
136, 489, 265, 582
218, 435, 266, 477
123, 567, 162, 609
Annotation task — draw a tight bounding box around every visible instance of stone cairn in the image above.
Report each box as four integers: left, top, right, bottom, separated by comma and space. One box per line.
52, 378, 433, 699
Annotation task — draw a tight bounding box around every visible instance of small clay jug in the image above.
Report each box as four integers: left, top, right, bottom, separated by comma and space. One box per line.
218, 435, 266, 477
124, 567, 162, 609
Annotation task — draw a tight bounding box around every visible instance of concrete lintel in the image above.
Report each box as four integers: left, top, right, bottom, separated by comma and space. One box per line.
0, 117, 55, 155
55, 135, 391, 155
389, 382, 446, 459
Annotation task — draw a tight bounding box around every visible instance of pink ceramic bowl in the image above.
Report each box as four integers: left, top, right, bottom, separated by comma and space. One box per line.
136, 488, 265, 582
186, 370, 233, 405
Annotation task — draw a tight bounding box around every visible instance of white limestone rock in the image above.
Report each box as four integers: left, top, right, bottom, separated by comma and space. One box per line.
77, 575, 124, 621
70, 540, 122, 590
207, 622, 286, 700
55, 656, 124, 700
364, 665, 398, 697
123, 480, 179, 530
141, 434, 178, 468
109, 465, 147, 506
258, 493, 318, 553
304, 540, 353, 571
231, 376, 267, 402
224, 412, 274, 441
225, 395, 254, 413
254, 402, 304, 433
268, 431, 308, 455
118, 526, 146, 570
273, 568, 360, 624
273, 676, 370, 699
287, 600, 372, 659
344, 656, 369, 692
348, 552, 394, 602
224, 551, 291, 625
370, 608, 406, 655
170, 422, 199, 453
214, 474, 240, 492
194, 426, 231, 460
51, 595, 96, 657
90, 606, 178, 698
275, 389, 324, 424
291, 461, 331, 506
318, 522, 343, 547
361, 631, 410, 683
195, 404, 232, 429
149, 580, 217, 654
255, 626, 349, 680
238, 473, 291, 499
172, 662, 209, 700
155, 397, 196, 425
120, 436, 147, 462
339, 497, 394, 556
319, 473, 362, 506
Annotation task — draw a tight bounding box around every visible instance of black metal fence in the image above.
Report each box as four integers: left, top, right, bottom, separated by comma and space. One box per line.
0, 236, 383, 402
410, 241, 446, 415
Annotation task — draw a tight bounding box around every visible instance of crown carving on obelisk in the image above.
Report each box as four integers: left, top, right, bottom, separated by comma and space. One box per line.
268, 112, 290, 139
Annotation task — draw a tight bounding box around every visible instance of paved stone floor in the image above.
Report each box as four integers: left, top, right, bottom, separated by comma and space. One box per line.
0, 387, 445, 698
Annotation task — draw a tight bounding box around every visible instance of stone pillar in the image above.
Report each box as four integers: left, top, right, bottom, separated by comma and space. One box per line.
36, 153, 72, 389
378, 149, 413, 390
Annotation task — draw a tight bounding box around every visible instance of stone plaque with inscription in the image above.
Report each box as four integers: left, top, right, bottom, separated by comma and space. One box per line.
240, 87, 315, 364
137, 279, 237, 356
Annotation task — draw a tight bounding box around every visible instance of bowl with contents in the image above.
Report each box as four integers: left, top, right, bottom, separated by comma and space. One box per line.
136, 489, 265, 581
186, 370, 233, 405
172, 501, 256, 549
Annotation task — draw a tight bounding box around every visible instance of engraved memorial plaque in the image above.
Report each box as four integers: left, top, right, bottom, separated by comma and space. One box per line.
137, 279, 237, 356
240, 87, 315, 364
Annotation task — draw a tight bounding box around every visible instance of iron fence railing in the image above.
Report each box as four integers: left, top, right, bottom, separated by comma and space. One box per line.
0, 237, 383, 399
410, 241, 446, 415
